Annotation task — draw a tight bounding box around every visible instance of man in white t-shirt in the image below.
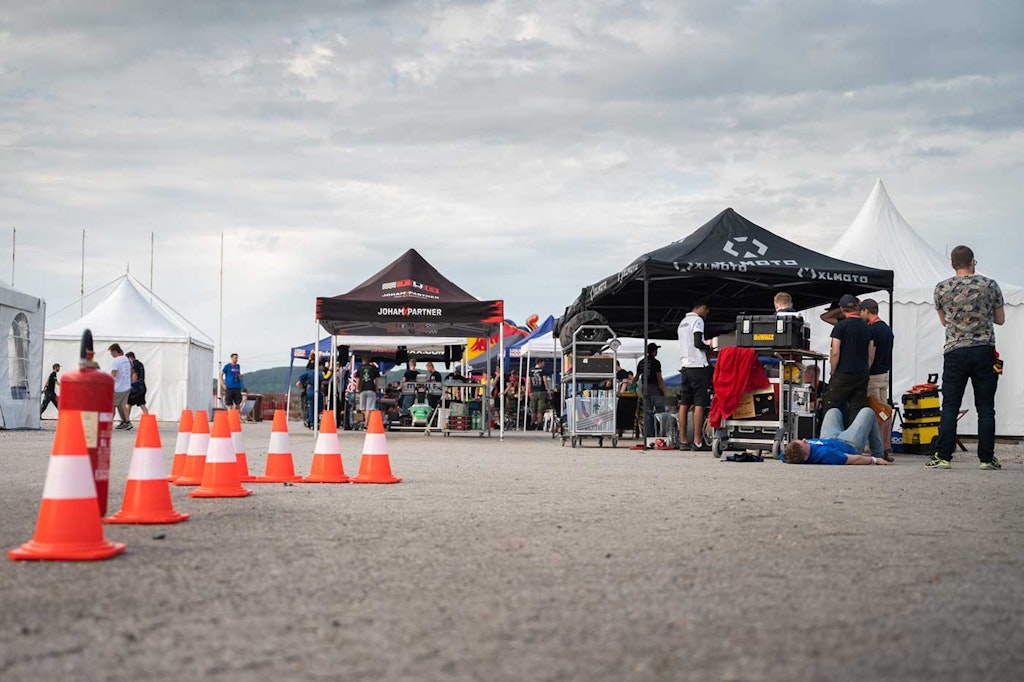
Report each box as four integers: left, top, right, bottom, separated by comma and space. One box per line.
677, 302, 714, 451
108, 343, 133, 430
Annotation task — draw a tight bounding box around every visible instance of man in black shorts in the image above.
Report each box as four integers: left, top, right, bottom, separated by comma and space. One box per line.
677, 302, 714, 450
125, 351, 150, 418
221, 353, 244, 409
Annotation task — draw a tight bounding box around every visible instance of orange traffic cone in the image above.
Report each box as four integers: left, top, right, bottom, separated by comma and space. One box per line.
174, 410, 209, 486
105, 414, 190, 525
351, 410, 402, 484
190, 411, 252, 498
303, 411, 350, 483
228, 410, 256, 482
167, 409, 193, 482
255, 410, 302, 483
9, 410, 126, 561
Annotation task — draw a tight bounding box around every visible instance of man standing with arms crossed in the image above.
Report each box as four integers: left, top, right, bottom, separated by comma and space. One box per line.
677, 302, 713, 451
927, 245, 1005, 470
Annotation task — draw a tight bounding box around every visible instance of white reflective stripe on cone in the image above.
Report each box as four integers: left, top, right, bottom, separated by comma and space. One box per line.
268, 432, 290, 453
314, 433, 340, 455
42, 455, 99, 500
362, 433, 388, 456
127, 447, 167, 480
173, 432, 190, 454
186, 434, 210, 456
231, 431, 244, 454
205, 437, 236, 464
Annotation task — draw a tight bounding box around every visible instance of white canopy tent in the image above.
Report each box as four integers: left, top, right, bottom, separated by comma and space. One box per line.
808, 179, 1024, 435
0, 280, 45, 429
44, 274, 214, 421
512, 332, 647, 359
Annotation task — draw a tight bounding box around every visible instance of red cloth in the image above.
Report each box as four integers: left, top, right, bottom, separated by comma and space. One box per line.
708, 347, 771, 428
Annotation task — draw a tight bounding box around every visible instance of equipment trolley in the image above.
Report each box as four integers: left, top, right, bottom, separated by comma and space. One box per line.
560, 325, 619, 448
711, 349, 825, 459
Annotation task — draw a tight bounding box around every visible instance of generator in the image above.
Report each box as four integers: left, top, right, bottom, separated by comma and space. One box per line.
736, 315, 810, 349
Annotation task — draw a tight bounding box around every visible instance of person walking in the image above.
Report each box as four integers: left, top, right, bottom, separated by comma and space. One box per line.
677, 302, 714, 450
927, 245, 1005, 470
40, 363, 60, 415
108, 344, 133, 430
125, 352, 149, 420
221, 353, 244, 410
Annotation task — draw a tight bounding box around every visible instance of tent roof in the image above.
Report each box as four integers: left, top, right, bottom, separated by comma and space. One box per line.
316, 249, 503, 336
560, 208, 894, 338
0, 279, 44, 313
47, 274, 213, 347
830, 179, 950, 301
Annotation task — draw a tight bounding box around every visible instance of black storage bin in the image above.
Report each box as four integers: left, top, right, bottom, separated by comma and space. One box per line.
735, 315, 810, 349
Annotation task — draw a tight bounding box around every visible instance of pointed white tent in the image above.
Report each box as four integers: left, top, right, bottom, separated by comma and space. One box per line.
809, 179, 1024, 436
44, 275, 214, 420
0, 279, 45, 429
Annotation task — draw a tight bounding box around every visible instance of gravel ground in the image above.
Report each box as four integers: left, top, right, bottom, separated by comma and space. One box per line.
1, 419, 1022, 682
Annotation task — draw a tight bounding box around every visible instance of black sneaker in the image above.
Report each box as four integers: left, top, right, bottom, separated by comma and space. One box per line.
677, 441, 692, 451
114, 422, 128, 430
123, 422, 133, 431
691, 442, 711, 452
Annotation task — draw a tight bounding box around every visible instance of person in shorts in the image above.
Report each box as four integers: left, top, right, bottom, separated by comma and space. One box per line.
528, 358, 551, 429
356, 356, 381, 418
221, 353, 244, 409
677, 301, 714, 450
125, 351, 150, 418
108, 343, 133, 430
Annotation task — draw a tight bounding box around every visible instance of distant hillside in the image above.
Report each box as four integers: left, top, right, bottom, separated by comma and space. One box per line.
238, 366, 293, 394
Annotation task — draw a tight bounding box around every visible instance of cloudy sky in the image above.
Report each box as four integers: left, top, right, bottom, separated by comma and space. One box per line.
3, 0, 1022, 372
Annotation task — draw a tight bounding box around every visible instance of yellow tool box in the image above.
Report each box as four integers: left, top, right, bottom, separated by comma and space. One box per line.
902, 390, 941, 422
901, 419, 940, 454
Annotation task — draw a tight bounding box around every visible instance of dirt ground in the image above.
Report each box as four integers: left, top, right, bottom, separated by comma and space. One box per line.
1, 418, 1022, 682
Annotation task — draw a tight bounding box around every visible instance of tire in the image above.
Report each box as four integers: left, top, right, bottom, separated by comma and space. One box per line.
712, 437, 722, 459
557, 310, 610, 354
611, 437, 618, 448
770, 440, 781, 460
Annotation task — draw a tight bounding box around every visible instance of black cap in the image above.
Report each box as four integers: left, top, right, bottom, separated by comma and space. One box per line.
839, 294, 860, 308
647, 342, 660, 352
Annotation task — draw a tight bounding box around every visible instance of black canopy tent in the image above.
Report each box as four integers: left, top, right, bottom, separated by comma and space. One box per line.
315, 249, 506, 435
557, 208, 895, 339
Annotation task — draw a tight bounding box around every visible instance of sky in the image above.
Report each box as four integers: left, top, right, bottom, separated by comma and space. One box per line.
3, 0, 1023, 373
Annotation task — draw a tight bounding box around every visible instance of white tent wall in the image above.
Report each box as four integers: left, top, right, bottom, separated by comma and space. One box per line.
43, 275, 214, 422
807, 179, 1024, 436
43, 337, 213, 420
0, 282, 45, 429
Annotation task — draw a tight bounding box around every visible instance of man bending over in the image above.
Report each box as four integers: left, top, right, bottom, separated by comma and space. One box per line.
782, 407, 889, 465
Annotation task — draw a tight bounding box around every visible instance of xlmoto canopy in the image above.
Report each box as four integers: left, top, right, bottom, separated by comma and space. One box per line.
558, 208, 894, 338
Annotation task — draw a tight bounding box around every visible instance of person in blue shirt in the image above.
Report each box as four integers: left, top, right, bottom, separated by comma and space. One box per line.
221, 353, 244, 410
296, 364, 325, 429
782, 407, 889, 465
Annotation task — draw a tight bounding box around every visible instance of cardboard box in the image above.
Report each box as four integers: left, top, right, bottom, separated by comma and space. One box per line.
731, 388, 778, 420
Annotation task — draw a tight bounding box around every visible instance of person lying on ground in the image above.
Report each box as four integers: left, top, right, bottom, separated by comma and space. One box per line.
782, 407, 889, 465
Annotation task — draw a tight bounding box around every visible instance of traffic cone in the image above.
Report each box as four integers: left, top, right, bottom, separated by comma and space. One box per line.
174, 410, 209, 486
228, 409, 256, 482
105, 414, 190, 524
255, 410, 302, 483
167, 409, 193, 482
351, 410, 401, 484
9, 410, 126, 561
190, 411, 252, 498
303, 411, 350, 483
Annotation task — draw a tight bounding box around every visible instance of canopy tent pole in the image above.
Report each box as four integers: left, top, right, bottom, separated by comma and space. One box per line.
330, 335, 338, 414
499, 329, 505, 440
642, 270, 650, 451
312, 318, 320, 437
517, 352, 525, 431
